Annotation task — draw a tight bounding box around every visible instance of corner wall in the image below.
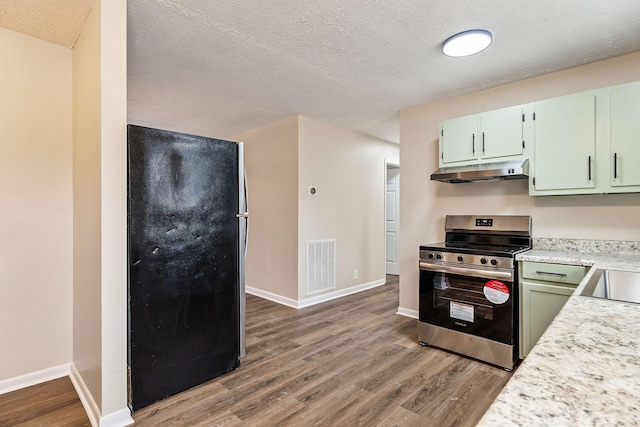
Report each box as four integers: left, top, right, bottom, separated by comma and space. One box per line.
236, 116, 399, 306
73, 0, 103, 409
0, 27, 73, 381
399, 52, 640, 314
73, 0, 130, 423
298, 116, 399, 301
99, 0, 129, 420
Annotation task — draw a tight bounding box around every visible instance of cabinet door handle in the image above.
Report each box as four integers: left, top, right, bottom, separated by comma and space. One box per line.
588, 155, 592, 181
482, 132, 485, 154
535, 271, 568, 277
472, 133, 476, 154
614, 152, 618, 179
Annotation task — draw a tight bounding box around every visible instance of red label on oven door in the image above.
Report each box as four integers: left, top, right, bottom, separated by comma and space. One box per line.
483, 280, 510, 304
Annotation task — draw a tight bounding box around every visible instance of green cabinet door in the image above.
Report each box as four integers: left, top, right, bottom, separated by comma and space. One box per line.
611, 83, 640, 188
440, 106, 526, 165
479, 105, 524, 160
520, 280, 575, 358
532, 91, 597, 192
440, 115, 478, 164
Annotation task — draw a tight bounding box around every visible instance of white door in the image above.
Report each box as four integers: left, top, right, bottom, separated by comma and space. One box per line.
386, 165, 400, 275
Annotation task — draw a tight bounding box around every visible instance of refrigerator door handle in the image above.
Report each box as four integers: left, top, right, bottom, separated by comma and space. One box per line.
237, 143, 248, 358
243, 167, 249, 258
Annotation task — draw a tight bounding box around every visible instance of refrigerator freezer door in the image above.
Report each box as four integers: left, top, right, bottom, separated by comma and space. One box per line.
128, 125, 241, 410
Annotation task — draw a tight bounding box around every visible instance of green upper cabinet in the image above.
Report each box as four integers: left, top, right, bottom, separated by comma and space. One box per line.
436, 80, 640, 196
439, 105, 525, 166
610, 82, 640, 188
530, 90, 600, 195
478, 105, 525, 160
440, 114, 478, 164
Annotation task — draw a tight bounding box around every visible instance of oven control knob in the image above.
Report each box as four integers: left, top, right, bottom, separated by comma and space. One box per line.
436, 253, 443, 260
480, 258, 488, 264
428, 253, 434, 259
490, 259, 498, 266
457, 255, 464, 262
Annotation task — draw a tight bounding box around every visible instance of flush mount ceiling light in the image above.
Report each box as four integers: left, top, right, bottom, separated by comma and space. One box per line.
442, 29, 493, 57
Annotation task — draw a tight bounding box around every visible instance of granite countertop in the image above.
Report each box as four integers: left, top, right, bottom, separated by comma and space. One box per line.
477, 246, 640, 427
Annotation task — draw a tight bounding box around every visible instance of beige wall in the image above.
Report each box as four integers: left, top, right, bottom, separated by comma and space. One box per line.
236, 116, 299, 299
298, 116, 400, 300
73, 0, 103, 406
237, 116, 399, 303
0, 27, 73, 380
399, 52, 640, 313
73, 0, 128, 417
98, 0, 128, 416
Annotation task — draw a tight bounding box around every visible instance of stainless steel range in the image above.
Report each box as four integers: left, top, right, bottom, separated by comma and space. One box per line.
418, 215, 532, 370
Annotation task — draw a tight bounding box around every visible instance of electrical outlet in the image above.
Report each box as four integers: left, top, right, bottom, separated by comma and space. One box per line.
353, 269, 359, 280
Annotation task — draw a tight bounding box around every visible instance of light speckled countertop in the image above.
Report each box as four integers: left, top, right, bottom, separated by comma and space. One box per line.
478, 248, 640, 427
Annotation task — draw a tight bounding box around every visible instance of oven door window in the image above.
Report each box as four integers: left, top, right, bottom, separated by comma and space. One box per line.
419, 269, 514, 345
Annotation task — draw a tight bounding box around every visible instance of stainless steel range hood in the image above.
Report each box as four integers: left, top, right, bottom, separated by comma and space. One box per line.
431, 159, 529, 183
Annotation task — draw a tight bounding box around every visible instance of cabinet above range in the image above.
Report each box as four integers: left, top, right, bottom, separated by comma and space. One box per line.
439, 104, 529, 166
432, 80, 640, 195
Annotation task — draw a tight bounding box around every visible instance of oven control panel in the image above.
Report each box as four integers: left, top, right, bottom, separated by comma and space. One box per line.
475, 218, 493, 227
419, 250, 513, 270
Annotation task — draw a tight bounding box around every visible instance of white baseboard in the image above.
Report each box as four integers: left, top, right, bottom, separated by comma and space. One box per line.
298, 279, 386, 308
99, 408, 134, 427
0, 363, 71, 395
0, 363, 131, 427
396, 306, 418, 319
247, 278, 387, 309
69, 363, 134, 427
245, 286, 299, 308
69, 363, 101, 427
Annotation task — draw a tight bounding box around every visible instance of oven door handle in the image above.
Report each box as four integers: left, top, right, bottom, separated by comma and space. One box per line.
419, 262, 513, 281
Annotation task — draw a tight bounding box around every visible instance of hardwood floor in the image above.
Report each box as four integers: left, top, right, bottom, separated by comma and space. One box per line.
133, 275, 511, 426
0, 377, 90, 426
0, 276, 512, 426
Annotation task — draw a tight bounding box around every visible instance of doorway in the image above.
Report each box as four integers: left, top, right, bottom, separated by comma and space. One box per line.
385, 163, 400, 275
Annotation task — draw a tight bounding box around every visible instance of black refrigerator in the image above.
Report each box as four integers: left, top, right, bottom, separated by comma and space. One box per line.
127, 125, 248, 410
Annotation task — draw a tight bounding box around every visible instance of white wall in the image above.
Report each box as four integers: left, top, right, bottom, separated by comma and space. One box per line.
399, 52, 640, 313
298, 116, 400, 300
0, 27, 73, 381
236, 116, 299, 300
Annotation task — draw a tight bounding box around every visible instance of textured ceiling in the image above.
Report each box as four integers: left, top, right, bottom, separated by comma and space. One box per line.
127, 0, 640, 142
2, 1, 640, 142
0, 0, 95, 47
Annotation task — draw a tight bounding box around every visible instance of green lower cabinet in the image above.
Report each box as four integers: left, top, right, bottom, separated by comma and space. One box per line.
519, 262, 587, 359
519, 280, 576, 358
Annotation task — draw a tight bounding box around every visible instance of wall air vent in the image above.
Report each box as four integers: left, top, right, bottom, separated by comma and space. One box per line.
306, 240, 336, 295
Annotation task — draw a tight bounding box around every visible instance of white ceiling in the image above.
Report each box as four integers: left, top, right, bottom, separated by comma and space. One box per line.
3, 1, 640, 143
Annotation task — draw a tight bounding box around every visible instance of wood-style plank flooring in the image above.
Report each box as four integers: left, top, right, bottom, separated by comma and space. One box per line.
0, 276, 512, 426
0, 376, 90, 426
134, 275, 511, 426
